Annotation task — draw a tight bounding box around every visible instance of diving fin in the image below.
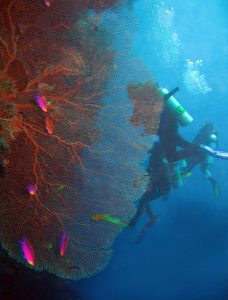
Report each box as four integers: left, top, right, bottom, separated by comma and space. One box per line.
135, 221, 153, 244
135, 216, 158, 244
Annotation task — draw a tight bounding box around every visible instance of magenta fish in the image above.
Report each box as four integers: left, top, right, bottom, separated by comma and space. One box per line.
19, 239, 35, 266
60, 232, 69, 256
26, 184, 38, 196
34, 93, 48, 112
43, 0, 53, 7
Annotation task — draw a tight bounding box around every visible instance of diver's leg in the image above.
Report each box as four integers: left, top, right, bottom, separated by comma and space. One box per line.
145, 204, 157, 224
128, 191, 150, 227
129, 188, 161, 228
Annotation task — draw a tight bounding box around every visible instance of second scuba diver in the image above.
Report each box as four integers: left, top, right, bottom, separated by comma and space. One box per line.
182, 122, 221, 197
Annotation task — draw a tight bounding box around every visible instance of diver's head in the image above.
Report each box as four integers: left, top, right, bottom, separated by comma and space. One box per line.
202, 122, 217, 136
201, 122, 214, 132
201, 122, 218, 144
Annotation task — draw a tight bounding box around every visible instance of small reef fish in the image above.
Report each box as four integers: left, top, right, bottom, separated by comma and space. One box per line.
60, 232, 68, 256
43, 0, 53, 7
34, 93, 48, 112
26, 184, 38, 196
91, 214, 109, 221
91, 214, 127, 227
19, 239, 35, 266
58, 185, 65, 190
45, 115, 54, 134
46, 242, 53, 250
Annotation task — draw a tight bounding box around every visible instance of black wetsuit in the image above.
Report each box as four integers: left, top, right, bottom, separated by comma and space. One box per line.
158, 107, 193, 162
183, 124, 219, 190
129, 107, 194, 227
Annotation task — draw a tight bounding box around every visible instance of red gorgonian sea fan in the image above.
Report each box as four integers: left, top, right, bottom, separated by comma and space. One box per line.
128, 82, 163, 135
0, 0, 131, 280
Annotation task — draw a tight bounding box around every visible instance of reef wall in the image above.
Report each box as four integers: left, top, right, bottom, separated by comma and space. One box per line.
0, 0, 152, 280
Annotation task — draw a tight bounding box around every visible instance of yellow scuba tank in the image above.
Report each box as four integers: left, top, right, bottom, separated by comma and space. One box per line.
159, 87, 193, 126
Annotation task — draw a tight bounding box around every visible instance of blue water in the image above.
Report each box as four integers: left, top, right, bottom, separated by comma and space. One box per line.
77, 1, 228, 299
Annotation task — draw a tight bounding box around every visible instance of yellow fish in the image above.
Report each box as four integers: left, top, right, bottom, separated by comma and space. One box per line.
91, 214, 127, 227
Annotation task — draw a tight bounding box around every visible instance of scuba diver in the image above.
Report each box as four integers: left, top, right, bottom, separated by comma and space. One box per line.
182, 122, 221, 197
129, 87, 196, 228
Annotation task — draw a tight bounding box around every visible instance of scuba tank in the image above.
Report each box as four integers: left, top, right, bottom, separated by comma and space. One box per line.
159, 87, 193, 126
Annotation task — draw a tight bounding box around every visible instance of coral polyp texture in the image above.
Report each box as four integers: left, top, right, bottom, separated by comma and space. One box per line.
128, 82, 163, 135
0, 0, 146, 281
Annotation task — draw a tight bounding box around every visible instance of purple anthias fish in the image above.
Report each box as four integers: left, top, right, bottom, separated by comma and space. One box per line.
60, 232, 69, 256
43, 0, 53, 7
34, 93, 48, 112
19, 239, 35, 266
26, 184, 38, 196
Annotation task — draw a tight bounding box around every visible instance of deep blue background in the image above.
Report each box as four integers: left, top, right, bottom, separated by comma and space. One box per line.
77, 1, 228, 299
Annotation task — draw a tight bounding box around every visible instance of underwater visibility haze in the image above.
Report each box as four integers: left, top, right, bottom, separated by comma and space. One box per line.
0, 0, 227, 299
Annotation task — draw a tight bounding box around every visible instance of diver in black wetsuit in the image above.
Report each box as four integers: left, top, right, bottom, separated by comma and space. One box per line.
129, 98, 197, 227
182, 122, 221, 196
158, 106, 196, 162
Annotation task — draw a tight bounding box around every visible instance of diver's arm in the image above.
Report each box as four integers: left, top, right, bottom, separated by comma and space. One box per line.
176, 135, 202, 160
175, 134, 192, 149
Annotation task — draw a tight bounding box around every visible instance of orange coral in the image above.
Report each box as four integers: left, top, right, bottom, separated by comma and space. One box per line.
0, 0, 117, 280
128, 82, 164, 135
